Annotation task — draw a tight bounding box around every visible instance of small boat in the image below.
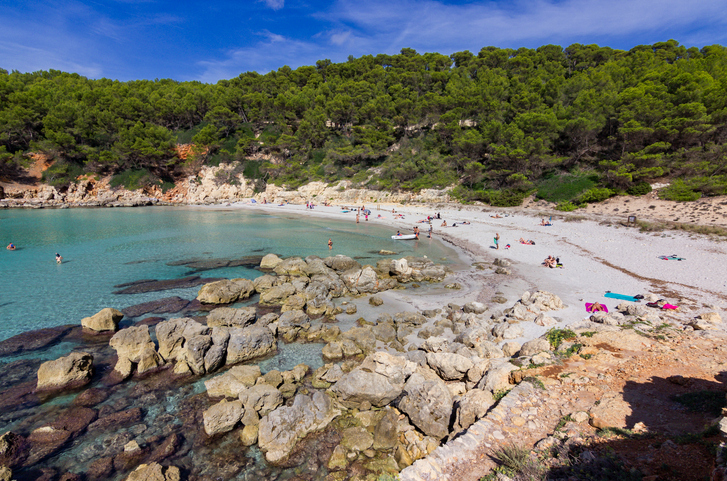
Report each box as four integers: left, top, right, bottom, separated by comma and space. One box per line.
391, 234, 418, 240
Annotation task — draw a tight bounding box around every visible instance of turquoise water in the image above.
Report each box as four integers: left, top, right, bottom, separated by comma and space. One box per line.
0, 206, 457, 342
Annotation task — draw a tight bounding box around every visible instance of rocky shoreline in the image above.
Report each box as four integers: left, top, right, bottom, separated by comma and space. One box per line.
2, 244, 727, 481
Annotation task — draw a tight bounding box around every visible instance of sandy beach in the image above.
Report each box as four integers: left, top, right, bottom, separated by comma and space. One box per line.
226, 199, 727, 347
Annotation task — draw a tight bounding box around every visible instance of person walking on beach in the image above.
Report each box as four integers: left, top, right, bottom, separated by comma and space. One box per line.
494, 233, 500, 249
328, 238, 333, 250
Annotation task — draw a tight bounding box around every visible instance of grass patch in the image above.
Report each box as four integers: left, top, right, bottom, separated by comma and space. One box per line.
494, 389, 512, 401
672, 390, 727, 416
580, 331, 596, 338
546, 328, 576, 350
557, 343, 582, 357
555, 414, 573, 431
636, 219, 727, 236
110, 168, 157, 191
523, 376, 546, 390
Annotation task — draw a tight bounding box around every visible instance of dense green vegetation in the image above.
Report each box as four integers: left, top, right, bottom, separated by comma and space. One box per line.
2, 40, 727, 205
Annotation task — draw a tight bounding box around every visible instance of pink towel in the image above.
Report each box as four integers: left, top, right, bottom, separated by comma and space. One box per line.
586, 303, 609, 313
661, 303, 678, 310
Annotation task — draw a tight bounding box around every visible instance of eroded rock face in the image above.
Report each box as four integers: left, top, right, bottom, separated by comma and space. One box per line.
36, 352, 94, 391
197, 278, 255, 304
81, 308, 124, 332
397, 372, 453, 440
276, 310, 311, 342
258, 391, 340, 464
109, 325, 163, 375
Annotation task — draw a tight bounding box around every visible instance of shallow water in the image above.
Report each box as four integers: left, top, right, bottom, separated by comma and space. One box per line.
0, 206, 457, 342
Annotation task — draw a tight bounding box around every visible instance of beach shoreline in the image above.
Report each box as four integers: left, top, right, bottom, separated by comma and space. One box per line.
222, 200, 727, 333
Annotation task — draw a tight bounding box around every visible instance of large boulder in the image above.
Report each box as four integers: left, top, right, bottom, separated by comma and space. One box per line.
324, 255, 361, 272
226, 326, 277, 365
37, 352, 93, 391
81, 308, 123, 332
258, 391, 341, 463
181, 335, 212, 375
273, 257, 309, 276
340, 266, 381, 295
341, 327, 377, 354
520, 338, 551, 357
260, 253, 282, 270
155, 318, 209, 361
240, 384, 283, 416
259, 283, 296, 305
276, 310, 311, 342
330, 352, 415, 407
109, 325, 163, 375
207, 307, 256, 328
453, 389, 496, 432
197, 278, 255, 304
205, 365, 262, 398
476, 360, 518, 393
425, 352, 474, 381
311, 273, 346, 298
303, 258, 332, 276
203, 399, 244, 436
397, 372, 453, 440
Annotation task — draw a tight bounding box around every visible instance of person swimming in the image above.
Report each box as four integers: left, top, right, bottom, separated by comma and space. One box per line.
56, 253, 63, 263
7, 243, 16, 250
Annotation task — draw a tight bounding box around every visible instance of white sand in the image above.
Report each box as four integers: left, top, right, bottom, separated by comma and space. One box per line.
221, 200, 727, 344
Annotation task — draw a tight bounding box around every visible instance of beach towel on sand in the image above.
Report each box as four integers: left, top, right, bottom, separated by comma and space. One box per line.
604, 292, 638, 302
658, 255, 685, 261
586, 303, 608, 313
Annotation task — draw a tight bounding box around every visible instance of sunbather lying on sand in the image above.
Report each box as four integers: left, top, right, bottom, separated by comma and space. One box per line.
587, 302, 606, 312
520, 238, 535, 245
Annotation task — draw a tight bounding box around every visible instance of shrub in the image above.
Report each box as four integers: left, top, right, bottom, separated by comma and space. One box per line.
546, 328, 576, 349
555, 201, 578, 211
110, 169, 156, 190
626, 181, 652, 196
41, 161, 85, 187
660, 180, 701, 201
575, 187, 615, 203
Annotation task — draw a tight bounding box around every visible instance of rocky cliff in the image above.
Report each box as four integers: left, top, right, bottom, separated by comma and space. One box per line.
0, 163, 451, 208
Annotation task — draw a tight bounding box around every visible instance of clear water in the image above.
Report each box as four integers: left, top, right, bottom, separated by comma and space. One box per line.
0, 206, 461, 480
0, 206, 457, 341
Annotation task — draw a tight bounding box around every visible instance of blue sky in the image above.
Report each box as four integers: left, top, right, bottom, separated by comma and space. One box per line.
1, 0, 726, 83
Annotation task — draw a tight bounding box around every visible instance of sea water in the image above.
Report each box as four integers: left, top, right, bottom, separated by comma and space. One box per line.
0, 206, 457, 341
0, 206, 462, 480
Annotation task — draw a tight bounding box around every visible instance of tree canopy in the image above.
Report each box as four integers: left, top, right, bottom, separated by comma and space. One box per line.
1, 40, 726, 205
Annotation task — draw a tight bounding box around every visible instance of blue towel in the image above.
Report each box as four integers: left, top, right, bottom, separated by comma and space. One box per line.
604, 292, 638, 302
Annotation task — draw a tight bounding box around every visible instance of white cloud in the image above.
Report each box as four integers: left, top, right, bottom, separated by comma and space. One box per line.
263, 0, 285, 10
191, 0, 727, 81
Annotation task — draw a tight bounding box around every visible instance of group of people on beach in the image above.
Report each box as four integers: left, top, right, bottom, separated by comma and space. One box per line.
542, 255, 560, 268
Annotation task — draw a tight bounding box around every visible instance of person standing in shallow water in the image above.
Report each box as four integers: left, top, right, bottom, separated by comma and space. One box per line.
328, 238, 333, 250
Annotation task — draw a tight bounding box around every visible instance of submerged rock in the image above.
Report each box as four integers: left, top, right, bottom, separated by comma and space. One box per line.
123, 462, 181, 481
113, 276, 219, 295
36, 352, 94, 391
121, 297, 190, 318
0, 325, 73, 356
